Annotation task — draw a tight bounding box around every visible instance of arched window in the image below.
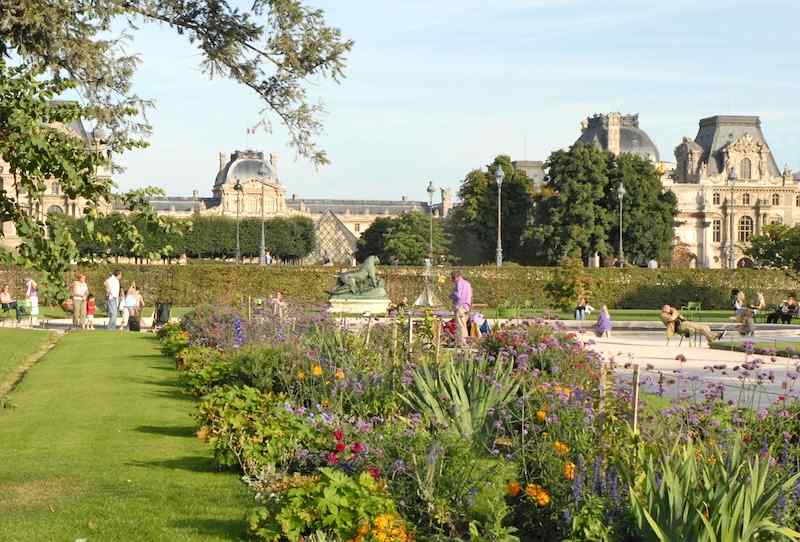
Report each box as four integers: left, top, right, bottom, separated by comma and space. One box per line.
712, 219, 721, 242
742, 193, 751, 205
796, 194, 800, 207
47, 205, 64, 215
772, 193, 780, 206
740, 158, 752, 180
738, 216, 754, 242
713, 193, 721, 205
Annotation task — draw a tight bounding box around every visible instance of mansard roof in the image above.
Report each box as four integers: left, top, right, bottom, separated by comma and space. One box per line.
286, 198, 429, 216
576, 113, 660, 162
694, 115, 780, 177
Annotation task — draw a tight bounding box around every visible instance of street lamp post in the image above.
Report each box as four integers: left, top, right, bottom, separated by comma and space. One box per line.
234, 180, 242, 263
426, 180, 435, 258
495, 167, 504, 268
260, 182, 266, 264
617, 182, 626, 264
728, 167, 737, 269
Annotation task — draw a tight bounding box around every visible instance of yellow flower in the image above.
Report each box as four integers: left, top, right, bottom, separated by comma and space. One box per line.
536, 410, 547, 422
542, 431, 549, 438
374, 515, 391, 530
554, 441, 569, 455
564, 462, 576, 480
507, 481, 521, 497
297, 371, 306, 381
335, 368, 345, 380
312, 365, 323, 376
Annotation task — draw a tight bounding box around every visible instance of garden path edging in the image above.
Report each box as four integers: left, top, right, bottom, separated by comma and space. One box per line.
0, 331, 61, 400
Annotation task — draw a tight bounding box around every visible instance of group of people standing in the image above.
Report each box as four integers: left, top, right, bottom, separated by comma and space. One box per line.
68, 271, 144, 330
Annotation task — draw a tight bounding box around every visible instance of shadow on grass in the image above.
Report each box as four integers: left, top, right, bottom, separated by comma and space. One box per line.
170, 518, 252, 541
146, 390, 195, 402
127, 455, 228, 473
135, 424, 196, 438
147, 365, 175, 372
121, 376, 180, 388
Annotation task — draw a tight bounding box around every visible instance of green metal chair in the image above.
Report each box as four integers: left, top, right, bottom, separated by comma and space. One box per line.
680, 301, 702, 321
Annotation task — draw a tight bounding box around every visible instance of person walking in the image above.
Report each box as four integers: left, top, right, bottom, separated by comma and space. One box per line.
25, 278, 39, 326
595, 305, 613, 337
104, 270, 122, 330
71, 274, 89, 329
450, 270, 472, 347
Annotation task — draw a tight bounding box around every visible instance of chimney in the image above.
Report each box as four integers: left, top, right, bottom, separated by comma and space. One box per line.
607, 112, 621, 157
401, 195, 407, 201
270, 152, 278, 170
292, 193, 297, 201
218, 152, 225, 172
440, 188, 453, 217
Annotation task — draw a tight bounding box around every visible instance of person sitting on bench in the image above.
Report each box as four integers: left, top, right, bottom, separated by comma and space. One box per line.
0, 285, 22, 320
766, 296, 799, 324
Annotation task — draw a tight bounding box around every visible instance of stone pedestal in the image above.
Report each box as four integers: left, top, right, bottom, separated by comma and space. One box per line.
328, 297, 391, 315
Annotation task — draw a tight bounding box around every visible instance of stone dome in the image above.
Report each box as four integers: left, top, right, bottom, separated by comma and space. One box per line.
214, 150, 277, 188
576, 113, 660, 162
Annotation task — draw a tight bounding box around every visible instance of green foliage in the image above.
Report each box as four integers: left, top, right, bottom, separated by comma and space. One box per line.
248, 468, 403, 542
629, 439, 800, 542
401, 355, 520, 444
748, 224, 800, 281
563, 496, 616, 542
526, 145, 677, 265
544, 254, 592, 311
356, 211, 449, 265
449, 155, 535, 264
1, 0, 353, 165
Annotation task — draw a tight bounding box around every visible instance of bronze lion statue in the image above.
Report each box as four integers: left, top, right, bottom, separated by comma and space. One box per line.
331, 255, 382, 295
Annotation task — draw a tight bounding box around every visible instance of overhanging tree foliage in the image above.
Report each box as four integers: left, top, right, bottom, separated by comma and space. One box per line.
0, 0, 351, 292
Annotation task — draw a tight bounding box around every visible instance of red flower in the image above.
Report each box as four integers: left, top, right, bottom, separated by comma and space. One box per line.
333, 430, 344, 442
351, 442, 366, 454
367, 467, 381, 480
327, 452, 339, 465
335, 442, 346, 453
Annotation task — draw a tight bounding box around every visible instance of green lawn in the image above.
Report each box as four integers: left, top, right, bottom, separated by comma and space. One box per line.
0, 331, 254, 541
31, 305, 195, 320
0, 328, 54, 389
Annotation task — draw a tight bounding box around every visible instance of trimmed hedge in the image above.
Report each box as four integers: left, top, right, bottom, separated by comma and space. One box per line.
0, 263, 797, 310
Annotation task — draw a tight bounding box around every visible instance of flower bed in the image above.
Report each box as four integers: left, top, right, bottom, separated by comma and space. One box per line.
158, 305, 800, 542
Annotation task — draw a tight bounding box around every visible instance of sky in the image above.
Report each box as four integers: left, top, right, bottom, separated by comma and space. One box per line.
113, 0, 800, 201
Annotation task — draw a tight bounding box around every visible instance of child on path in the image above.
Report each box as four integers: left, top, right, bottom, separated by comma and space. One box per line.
86, 294, 97, 330
595, 305, 612, 337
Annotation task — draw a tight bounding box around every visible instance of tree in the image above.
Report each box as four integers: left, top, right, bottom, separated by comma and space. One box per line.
449, 155, 535, 264
525, 144, 614, 265
525, 144, 678, 266
747, 224, 800, 281
356, 211, 449, 265
0, 1, 351, 291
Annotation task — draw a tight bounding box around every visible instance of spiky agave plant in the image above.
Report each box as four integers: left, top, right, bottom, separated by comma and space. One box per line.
400, 354, 520, 444
630, 439, 800, 542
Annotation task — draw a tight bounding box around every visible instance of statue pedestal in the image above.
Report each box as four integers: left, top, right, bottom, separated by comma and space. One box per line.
328, 297, 391, 315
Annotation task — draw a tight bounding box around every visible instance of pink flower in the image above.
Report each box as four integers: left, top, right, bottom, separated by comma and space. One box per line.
335, 442, 346, 453
327, 452, 339, 465
367, 467, 381, 480
333, 430, 344, 442
351, 442, 366, 454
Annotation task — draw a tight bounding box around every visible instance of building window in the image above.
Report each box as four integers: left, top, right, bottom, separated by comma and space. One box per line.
770, 216, 783, 225
772, 193, 780, 206
355, 223, 361, 233
742, 193, 750, 205
47, 205, 64, 215
738, 216, 754, 242
713, 193, 720, 205
740, 158, 752, 180
712, 219, 721, 242
796, 194, 800, 207
51, 182, 60, 195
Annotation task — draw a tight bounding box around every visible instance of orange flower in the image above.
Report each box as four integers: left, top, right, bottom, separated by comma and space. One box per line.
297, 371, 306, 381
564, 462, 576, 480
554, 441, 569, 455
312, 365, 323, 376
536, 410, 547, 422
525, 483, 550, 507
506, 481, 521, 497
335, 368, 345, 380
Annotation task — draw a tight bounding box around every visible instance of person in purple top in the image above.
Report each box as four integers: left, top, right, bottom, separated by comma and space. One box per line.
450, 270, 472, 347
